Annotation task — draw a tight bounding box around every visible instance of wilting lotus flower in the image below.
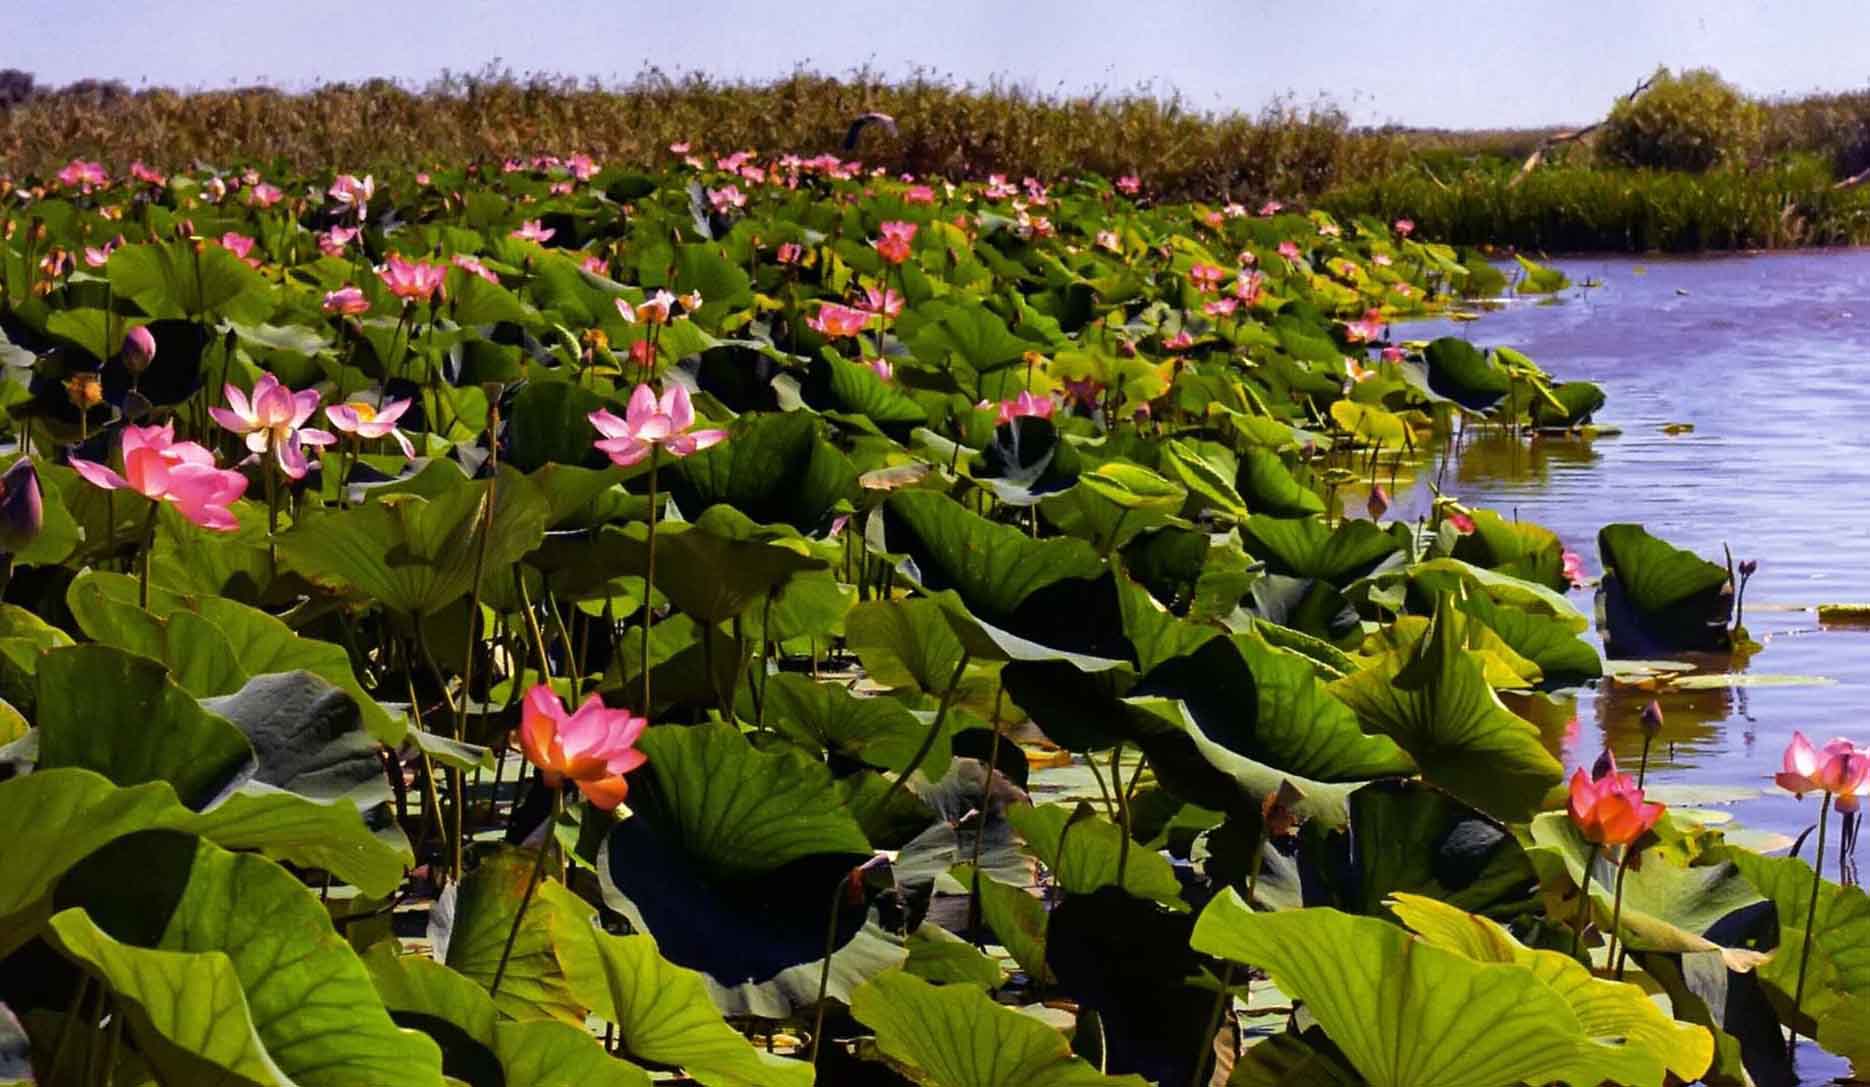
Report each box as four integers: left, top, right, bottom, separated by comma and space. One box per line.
587, 384, 728, 468
874, 221, 917, 264
71, 423, 248, 532
632, 290, 677, 325
518, 685, 647, 810
511, 219, 555, 243
328, 173, 375, 217
859, 286, 903, 319
1395, 218, 1415, 237
994, 391, 1056, 426
322, 286, 370, 316
1188, 263, 1224, 292
379, 255, 447, 304
326, 397, 416, 458
208, 373, 336, 480
1115, 174, 1141, 195
808, 303, 873, 339
0, 458, 43, 556
1567, 756, 1665, 846
122, 325, 157, 376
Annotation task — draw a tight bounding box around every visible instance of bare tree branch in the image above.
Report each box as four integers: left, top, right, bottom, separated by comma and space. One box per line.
1506, 73, 1659, 188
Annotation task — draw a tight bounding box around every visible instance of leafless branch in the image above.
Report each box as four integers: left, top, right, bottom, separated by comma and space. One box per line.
1507, 73, 1659, 188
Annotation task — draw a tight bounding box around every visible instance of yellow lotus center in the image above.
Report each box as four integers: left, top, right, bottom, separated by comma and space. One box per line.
348, 403, 378, 423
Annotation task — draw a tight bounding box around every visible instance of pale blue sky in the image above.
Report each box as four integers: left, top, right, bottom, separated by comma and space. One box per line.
5, 0, 1867, 129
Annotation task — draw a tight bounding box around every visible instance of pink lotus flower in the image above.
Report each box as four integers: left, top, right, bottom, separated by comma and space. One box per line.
1232, 272, 1264, 305
859, 286, 903, 319
379, 255, 447, 304
867, 358, 894, 381
669, 141, 691, 155
1277, 241, 1303, 263
1562, 550, 1587, 588
587, 384, 727, 468
1096, 230, 1122, 254
329, 174, 375, 216
874, 221, 917, 265
1115, 175, 1141, 195
582, 255, 608, 276
83, 239, 118, 268
318, 226, 359, 258
984, 174, 1018, 199
451, 253, 499, 284
322, 286, 370, 316
1395, 218, 1415, 237
246, 183, 284, 208
511, 220, 555, 243
57, 160, 108, 191
707, 185, 747, 212
566, 153, 599, 180
1201, 210, 1225, 230
1163, 330, 1195, 351
993, 391, 1056, 426
1777, 733, 1870, 802
1203, 297, 1239, 317
624, 290, 677, 325
518, 685, 647, 810
123, 326, 157, 374
208, 374, 337, 480
1188, 263, 1225, 292
1258, 200, 1283, 216
807, 303, 873, 339
1446, 511, 1476, 534
903, 184, 936, 205
1373, 253, 1394, 267
1343, 309, 1385, 344
70, 423, 248, 532
1367, 485, 1390, 519
325, 397, 415, 458
775, 242, 804, 265
1380, 345, 1406, 363
1568, 755, 1665, 846
130, 161, 166, 187
220, 233, 260, 267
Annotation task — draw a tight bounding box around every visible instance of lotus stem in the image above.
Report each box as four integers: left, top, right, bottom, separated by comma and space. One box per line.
1791, 793, 1833, 1056
491, 789, 559, 999
809, 871, 846, 1068
515, 569, 552, 683
968, 684, 1007, 943
641, 445, 660, 714
878, 651, 970, 809
753, 589, 775, 733
1636, 731, 1653, 789
457, 404, 499, 743
1111, 743, 1132, 887
1190, 962, 1237, 1087
1571, 844, 1600, 960
136, 501, 159, 609
1607, 846, 1634, 979
414, 627, 465, 883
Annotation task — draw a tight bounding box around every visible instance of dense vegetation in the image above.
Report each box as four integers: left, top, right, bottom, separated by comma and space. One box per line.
0, 143, 1862, 1086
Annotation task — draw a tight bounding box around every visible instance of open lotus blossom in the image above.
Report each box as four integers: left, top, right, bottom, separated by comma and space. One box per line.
57, 160, 109, 190
328, 173, 375, 217
1188, 263, 1225, 292
1259, 200, 1283, 216
1163, 329, 1195, 351
903, 184, 936, 205
1567, 755, 1666, 846
322, 286, 370, 316
317, 226, 359, 258
775, 242, 804, 265
1115, 174, 1141, 195
1203, 297, 1239, 317
220, 233, 261, 267
859, 286, 904, 319
379, 255, 447, 304
451, 253, 499, 284
245, 182, 284, 208
867, 358, 894, 381
1277, 241, 1303, 263
209, 373, 336, 480
1562, 549, 1587, 588
83, 236, 123, 267
627, 289, 677, 325
587, 383, 727, 468
71, 423, 248, 532
874, 220, 917, 264
511, 219, 555, 243
993, 391, 1056, 426
1777, 733, 1870, 800
326, 397, 416, 458
518, 684, 646, 810
130, 161, 166, 186
807, 302, 873, 339
582, 255, 608, 276
1380, 345, 1406, 363
707, 185, 747, 212
1395, 218, 1416, 236
1343, 309, 1385, 343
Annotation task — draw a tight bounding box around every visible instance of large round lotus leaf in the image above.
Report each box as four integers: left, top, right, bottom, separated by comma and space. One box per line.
668, 410, 858, 532
48, 830, 443, 1087
851, 969, 1150, 1087
1595, 523, 1732, 656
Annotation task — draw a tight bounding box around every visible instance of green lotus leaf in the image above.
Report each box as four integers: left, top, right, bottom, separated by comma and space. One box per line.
47, 830, 443, 1086
1236, 448, 1325, 517
851, 969, 1149, 1087
1406, 556, 1589, 631
903, 921, 1004, 989
883, 489, 1104, 620
950, 863, 1054, 986
761, 671, 950, 777
1240, 514, 1405, 584
1456, 591, 1602, 682
1727, 850, 1870, 1021
1596, 523, 1732, 656
1005, 802, 1186, 911
108, 238, 272, 322
1423, 336, 1511, 411
432, 848, 594, 1023
1077, 461, 1187, 513
507, 378, 607, 472
807, 353, 928, 428
669, 409, 858, 532
555, 923, 813, 1087
1393, 892, 1713, 1084
1327, 602, 1563, 823
1159, 439, 1247, 520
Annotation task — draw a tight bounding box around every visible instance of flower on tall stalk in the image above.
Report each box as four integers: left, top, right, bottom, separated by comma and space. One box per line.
1395, 218, 1416, 237
1776, 733, 1870, 800
220, 233, 261, 267
873, 221, 917, 265
325, 397, 416, 459
328, 173, 375, 217
1567, 755, 1665, 846
511, 220, 555, 243
322, 286, 370, 316
122, 325, 157, 375
807, 303, 872, 339
1562, 549, 1587, 588
209, 374, 337, 480
379, 255, 447, 304
518, 685, 647, 810
0, 458, 44, 556
1277, 241, 1303, 263
70, 423, 248, 532
587, 384, 727, 468
246, 182, 284, 208
451, 253, 499, 284
992, 391, 1055, 426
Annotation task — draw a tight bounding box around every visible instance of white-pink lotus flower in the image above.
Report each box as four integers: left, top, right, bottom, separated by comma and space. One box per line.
208, 374, 336, 480
325, 397, 416, 459
587, 384, 727, 467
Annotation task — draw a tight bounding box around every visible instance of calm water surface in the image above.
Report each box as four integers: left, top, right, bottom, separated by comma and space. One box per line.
1403, 251, 1870, 1082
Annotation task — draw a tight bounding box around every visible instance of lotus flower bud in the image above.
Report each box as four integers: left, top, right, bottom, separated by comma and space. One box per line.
123, 325, 157, 375
1591, 748, 1618, 783
0, 458, 43, 556
1738, 559, 1758, 578
1640, 700, 1664, 737
1367, 485, 1390, 521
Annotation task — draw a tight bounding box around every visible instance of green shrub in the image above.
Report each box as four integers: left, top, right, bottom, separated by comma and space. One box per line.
1598, 67, 1763, 172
